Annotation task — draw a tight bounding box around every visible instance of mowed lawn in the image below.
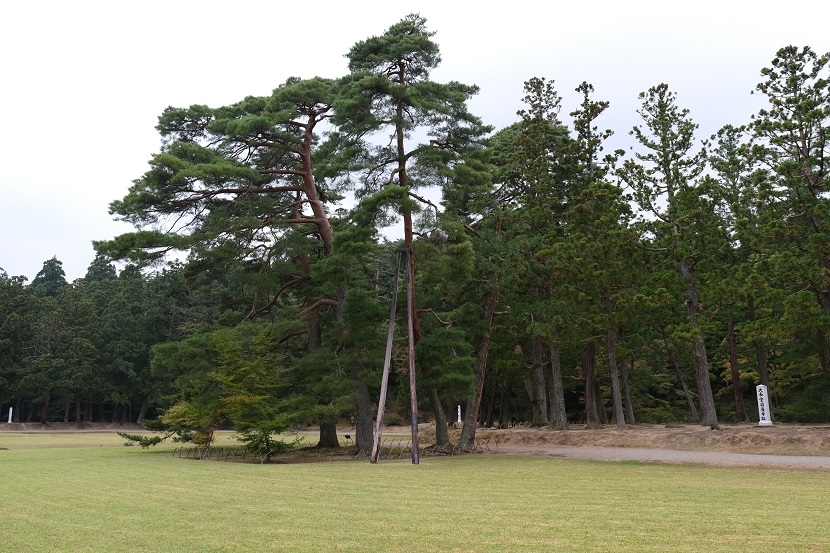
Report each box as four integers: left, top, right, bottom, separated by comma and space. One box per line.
1, 432, 828, 552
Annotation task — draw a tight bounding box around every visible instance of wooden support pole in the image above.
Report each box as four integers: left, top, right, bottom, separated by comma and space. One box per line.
370, 251, 402, 464
406, 249, 420, 464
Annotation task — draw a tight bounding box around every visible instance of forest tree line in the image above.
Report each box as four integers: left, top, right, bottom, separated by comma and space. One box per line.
2, 15, 829, 454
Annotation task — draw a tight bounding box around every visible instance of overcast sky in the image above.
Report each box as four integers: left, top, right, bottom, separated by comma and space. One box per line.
1, 1, 827, 281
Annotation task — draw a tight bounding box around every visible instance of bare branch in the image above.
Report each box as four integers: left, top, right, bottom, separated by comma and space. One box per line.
408, 191, 440, 214
418, 308, 452, 327
298, 299, 338, 316
242, 277, 307, 321
463, 223, 481, 238
278, 329, 308, 344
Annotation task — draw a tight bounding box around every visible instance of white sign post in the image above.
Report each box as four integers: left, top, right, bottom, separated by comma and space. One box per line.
457, 405, 462, 423
7, 407, 11, 424
756, 384, 773, 426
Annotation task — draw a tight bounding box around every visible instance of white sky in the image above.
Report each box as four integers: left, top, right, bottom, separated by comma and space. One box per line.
1, 0, 827, 281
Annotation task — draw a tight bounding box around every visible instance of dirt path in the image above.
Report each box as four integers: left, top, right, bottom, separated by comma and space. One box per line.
495, 444, 830, 469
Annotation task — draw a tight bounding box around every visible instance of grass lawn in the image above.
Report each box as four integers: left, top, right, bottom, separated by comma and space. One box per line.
1, 431, 828, 552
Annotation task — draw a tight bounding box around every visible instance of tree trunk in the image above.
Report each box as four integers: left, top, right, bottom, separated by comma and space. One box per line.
307, 306, 321, 353
304, 248, 326, 447
603, 297, 625, 429
136, 398, 149, 424
727, 312, 748, 422
679, 259, 718, 425
595, 378, 608, 424
621, 358, 636, 424
459, 281, 497, 448
14, 397, 21, 422
405, 249, 420, 464
747, 296, 770, 391
75, 397, 82, 422
429, 387, 451, 451
530, 335, 548, 426
298, 143, 334, 255
606, 324, 625, 429
583, 341, 600, 429
391, 83, 421, 463
523, 371, 548, 427
63, 400, 70, 423
354, 374, 374, 457
523, 378, 536, 425
667, 344, 699, 423
298, 246, 322, 353
691, 336, 717, 425
39, 391, 50, 425
817, 329, 830, 373
317, 418, 340, 448
547, 347, 568, 430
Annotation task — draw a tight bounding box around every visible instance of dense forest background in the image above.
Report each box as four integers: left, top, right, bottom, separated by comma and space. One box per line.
2, 16, 829, 453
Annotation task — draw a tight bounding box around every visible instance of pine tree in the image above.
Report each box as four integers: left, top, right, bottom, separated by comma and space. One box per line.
619, 84, 719, 425
751, 46, 830, 373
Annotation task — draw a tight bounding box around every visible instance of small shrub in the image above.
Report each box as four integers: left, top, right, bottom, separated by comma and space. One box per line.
237, 429, 298, 462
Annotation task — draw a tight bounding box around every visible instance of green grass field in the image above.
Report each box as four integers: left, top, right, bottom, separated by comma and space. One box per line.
1, 432, 828, 552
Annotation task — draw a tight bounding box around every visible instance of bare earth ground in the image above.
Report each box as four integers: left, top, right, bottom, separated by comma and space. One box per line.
414, 423, 830, 470
4, 421, 830, 469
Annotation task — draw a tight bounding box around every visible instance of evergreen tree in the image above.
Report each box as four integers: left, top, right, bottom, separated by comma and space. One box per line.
30, 257, 67, 298
491, 79, 565, 428
18, 279, 96, 423
558, 82, 632, 428
0, 270, 37, 420
337, 13, 487, 448
441, 144, 510, 445
618, 84, 719, 425
751, 46, 830, 373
